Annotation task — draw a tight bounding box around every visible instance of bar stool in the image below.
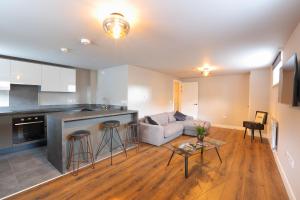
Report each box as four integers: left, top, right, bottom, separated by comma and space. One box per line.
125, 122, 140, 152
66, 130, 95, 176
95, 120, 127, 165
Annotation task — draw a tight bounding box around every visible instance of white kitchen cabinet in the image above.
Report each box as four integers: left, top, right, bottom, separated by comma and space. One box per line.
0, 58, 11, 90
10, 60, 42, 85
60, 67, 76, 92
41, 65, 61, 92
41, 65, 76, 92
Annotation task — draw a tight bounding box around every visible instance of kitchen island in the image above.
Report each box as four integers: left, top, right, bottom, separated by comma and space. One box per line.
47, 109, 138, 173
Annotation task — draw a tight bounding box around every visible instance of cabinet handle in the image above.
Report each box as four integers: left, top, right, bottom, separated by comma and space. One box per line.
14, 121, 44, 126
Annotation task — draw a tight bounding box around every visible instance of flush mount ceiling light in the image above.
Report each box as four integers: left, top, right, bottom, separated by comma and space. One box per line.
80, 38, 91, 45
197, 65, 214, 77
103, 13, 130, 39
60, 47, 70, 53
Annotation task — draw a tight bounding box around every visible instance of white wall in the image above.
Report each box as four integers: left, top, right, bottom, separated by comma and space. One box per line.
127, 65, 175, 117
97, 65, 128, 106
270, 22, 300, 200
249, 68, 271, 136
183, 74, 250, 128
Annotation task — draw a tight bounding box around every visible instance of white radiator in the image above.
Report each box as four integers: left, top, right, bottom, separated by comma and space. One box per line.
271, 119, 278, 150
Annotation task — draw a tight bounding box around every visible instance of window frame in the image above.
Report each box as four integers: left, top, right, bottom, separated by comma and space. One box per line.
272, 51, 283, 87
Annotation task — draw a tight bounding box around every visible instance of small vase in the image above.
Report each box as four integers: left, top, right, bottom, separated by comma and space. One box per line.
197, 135, 204, 143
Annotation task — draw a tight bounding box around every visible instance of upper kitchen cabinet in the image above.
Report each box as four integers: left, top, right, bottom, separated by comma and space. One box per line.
41, 65, 61, 92
60, 67, 76, 92
10, 60, 42, 85
0, 58, 11, 90
41, 65, 76, 92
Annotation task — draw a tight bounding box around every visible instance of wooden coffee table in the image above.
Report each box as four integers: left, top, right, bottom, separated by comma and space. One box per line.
164, 137, 225, 178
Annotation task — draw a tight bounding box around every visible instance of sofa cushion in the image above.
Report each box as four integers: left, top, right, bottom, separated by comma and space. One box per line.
174, 111, 186, 121
167, 112, 176, 123
164, 123, 184, 138
150, 113, 169, 126
145, 116, 159, 125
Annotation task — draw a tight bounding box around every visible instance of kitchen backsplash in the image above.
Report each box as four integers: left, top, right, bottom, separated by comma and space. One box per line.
9, 84, 39, 108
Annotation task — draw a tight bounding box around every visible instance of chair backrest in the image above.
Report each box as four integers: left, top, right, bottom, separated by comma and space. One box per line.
255, 111, 268, 124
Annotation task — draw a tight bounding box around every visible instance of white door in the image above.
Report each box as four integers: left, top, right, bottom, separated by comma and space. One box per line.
181, 82, 198, 119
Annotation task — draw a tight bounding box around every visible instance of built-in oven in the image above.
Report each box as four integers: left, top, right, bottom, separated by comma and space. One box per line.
12, 115, 46, 144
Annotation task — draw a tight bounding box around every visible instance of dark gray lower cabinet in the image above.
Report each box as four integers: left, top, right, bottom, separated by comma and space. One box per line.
0, 116, 12, 149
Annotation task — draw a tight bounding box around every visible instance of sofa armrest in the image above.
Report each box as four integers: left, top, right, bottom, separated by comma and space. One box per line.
139, 122, 164, 146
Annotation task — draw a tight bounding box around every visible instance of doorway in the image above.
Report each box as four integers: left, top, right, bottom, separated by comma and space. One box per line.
181, 82, 199, 119
173, 80, 182, 112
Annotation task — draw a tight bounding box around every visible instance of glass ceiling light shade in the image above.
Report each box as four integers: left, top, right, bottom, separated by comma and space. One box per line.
197, 66, 213, 77
103, 13, 130, 39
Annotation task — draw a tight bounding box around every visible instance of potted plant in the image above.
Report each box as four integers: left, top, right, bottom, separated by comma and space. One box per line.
196, 126, 206, 143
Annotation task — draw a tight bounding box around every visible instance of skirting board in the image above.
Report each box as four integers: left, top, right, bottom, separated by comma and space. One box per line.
272, 150, 296, 200
212, 124, 244, 130
212, 124, 269, 138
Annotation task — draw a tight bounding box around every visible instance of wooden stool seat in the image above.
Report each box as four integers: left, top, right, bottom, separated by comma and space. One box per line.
69, 130, 91, 138
103, 120, 120, 128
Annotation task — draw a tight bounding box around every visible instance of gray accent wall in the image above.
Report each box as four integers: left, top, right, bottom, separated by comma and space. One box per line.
9, 84, 39, 108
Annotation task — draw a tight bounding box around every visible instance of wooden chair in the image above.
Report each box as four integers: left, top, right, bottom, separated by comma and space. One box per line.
243, 111, 268, 143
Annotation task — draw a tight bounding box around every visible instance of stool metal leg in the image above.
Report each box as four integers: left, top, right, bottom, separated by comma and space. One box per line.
115, 128, 127, 158
79, 139, 85, 162
72, 138, 76, 174
135, 126, 140, 152
87, 136, 95, 168
95, 128, 109, 158
67, 138, 74, 170
110, 128, 113, 165
125, 125, 130, 150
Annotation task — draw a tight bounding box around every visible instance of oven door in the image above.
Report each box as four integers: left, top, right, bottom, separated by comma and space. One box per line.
12, 116, 46, 144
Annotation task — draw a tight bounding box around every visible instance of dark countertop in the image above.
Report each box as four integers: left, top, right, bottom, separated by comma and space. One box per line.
47, 109, 138, 122
0, 104, 122, 116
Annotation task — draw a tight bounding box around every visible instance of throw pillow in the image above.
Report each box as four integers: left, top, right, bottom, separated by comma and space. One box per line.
145, 116, 159, 125
174, 111, 186, 121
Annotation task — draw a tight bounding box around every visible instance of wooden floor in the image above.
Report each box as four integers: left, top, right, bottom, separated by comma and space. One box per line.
8, 127, 288, 200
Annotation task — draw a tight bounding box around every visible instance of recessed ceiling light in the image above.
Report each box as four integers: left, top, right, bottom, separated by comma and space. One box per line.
80, 38, 91, 45
60, 47, 70, 53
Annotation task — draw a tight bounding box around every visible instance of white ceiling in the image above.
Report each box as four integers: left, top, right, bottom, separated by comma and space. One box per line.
0, 0, 300, 78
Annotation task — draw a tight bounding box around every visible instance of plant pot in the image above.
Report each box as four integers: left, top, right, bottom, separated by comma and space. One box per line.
197, 135, 205, 143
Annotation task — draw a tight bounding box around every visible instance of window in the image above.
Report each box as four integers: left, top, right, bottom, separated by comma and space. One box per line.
272, 51, 283, 86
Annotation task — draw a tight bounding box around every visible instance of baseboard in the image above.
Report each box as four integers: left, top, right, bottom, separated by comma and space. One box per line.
272, 150, 296, 200
212, 124, 270, 138
212, 124, 244, 130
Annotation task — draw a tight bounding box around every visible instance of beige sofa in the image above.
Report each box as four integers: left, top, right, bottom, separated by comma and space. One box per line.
140, 112, 211, 146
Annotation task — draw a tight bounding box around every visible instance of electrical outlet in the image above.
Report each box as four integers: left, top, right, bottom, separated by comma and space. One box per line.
286, 151, 295, 169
